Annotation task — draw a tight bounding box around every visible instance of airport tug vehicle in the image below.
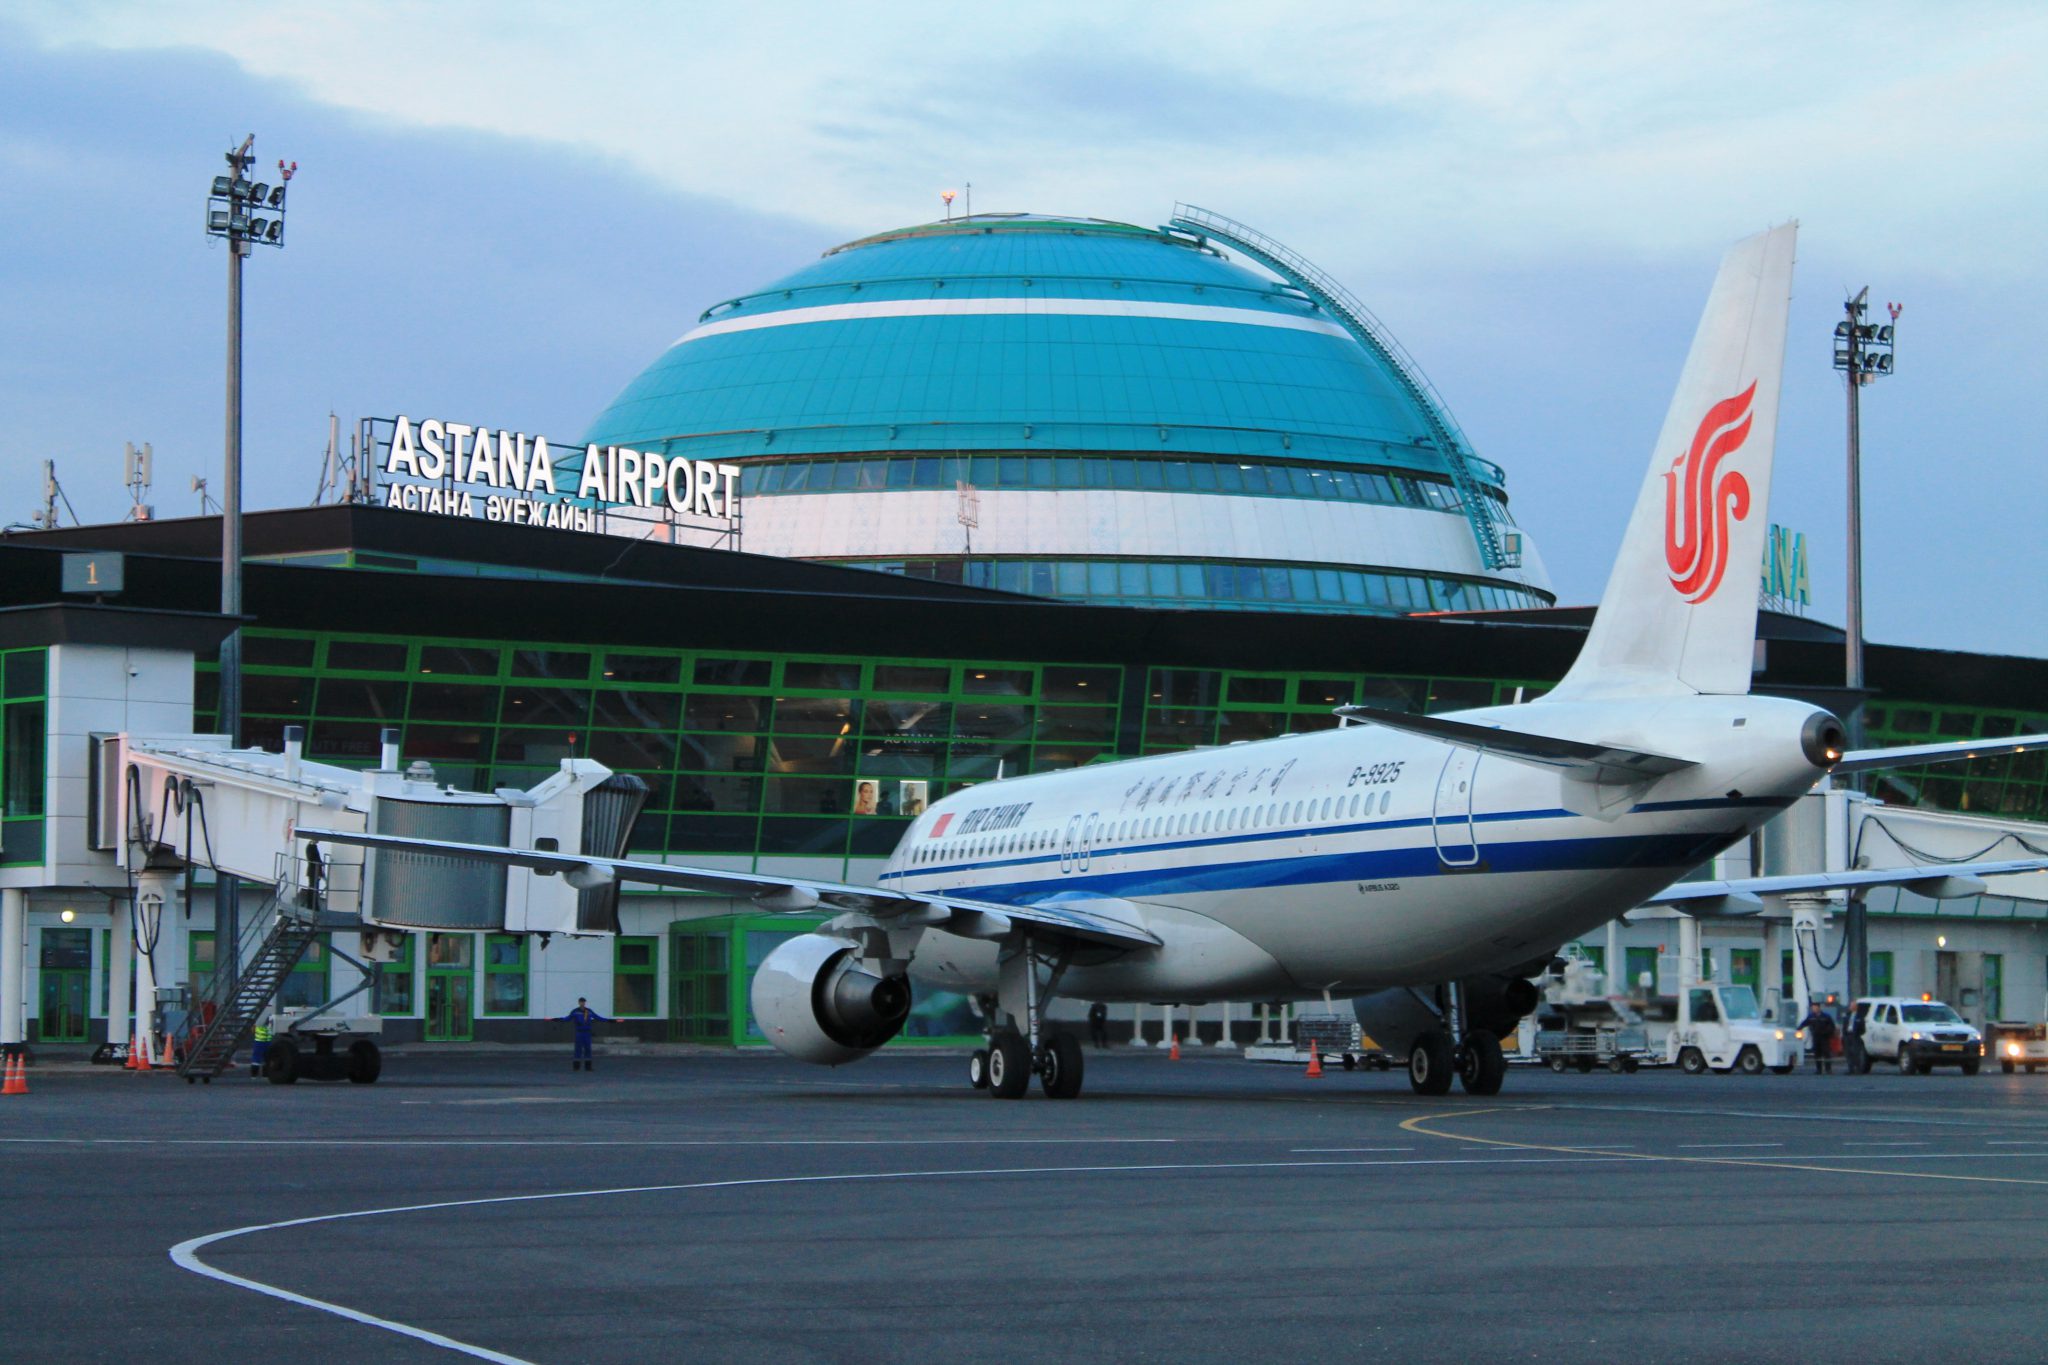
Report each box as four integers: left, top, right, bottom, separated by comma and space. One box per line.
1667, 982, 1803, 1075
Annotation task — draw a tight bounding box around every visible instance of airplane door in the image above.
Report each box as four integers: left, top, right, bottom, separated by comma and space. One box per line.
1432, 749, 1481, 867
1060, 814, 1081, 873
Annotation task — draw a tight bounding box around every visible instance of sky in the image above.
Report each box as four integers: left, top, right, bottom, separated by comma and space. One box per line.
3, 3, 2044, 657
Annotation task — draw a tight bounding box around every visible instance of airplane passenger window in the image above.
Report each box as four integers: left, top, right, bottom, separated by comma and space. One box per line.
1321, 797, 1332, 821
1380, 791, 1391, 814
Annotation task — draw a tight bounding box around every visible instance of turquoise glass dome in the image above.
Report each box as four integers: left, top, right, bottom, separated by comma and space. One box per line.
582, 214, 1488, 488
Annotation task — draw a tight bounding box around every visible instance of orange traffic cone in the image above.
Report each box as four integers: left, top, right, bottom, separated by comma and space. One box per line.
124, 1032, 139, 1070
1168, 1034, 1181, 1061
3, 1053, 24, 1096
162, 1032, 177, 1068
1305, 1045, 1324, 1079
135, 1035, 152, 1071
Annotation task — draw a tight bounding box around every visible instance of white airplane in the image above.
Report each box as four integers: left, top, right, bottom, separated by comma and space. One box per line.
312, 223, 2047, 1099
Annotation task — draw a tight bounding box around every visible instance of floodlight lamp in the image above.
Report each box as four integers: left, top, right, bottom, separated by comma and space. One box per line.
249, 217, 269, 240
251, 182, 270, 203
1875, 354, 1893, 374
1834, 321, 1850, 337
230, 212, 251, 234
211, 175, 233, 196
1878, 325, 1894, 343
267, 185, 286, 208
1834, 349, 1850, 366
208, 209, 230, 232
230, 178, 252, 200
264, 220, 283, 243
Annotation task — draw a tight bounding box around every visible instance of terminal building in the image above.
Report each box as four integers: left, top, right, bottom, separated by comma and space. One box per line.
2, 210, 2044, 1052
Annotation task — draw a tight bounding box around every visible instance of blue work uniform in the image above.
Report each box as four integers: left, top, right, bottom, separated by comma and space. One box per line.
560, 1005, 611, 1068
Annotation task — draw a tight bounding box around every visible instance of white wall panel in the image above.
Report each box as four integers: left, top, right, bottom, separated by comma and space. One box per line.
738, 491, 1553, 595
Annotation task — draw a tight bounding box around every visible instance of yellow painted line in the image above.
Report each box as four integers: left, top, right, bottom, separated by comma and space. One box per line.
1398, 1107, 2048, 1189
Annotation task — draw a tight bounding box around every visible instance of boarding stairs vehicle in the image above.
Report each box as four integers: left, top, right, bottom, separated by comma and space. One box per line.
111, 724, 643, 1089
1667, 983, 1804, 1075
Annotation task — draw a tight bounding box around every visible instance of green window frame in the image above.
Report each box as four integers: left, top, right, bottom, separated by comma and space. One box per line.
1625, 946, 1660, 995
1, 646, 49, 867
1869, 950, 1894, 998
278, 935, 331, 1011
482, 933, 528, 1015
614, 935, 658, 1016
374, 933, 417, 1015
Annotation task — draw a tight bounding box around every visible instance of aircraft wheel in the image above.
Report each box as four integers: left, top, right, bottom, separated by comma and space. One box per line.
968, 1048, 990, 1089
1736, 1046, 1764, 1075
1677, 1047, 1707, 1075
987, 1032, 1031, 1099
347, 1040, 382, 1084
1408, 1030, 1454, 1096
1041, 1034, 1085, 1099
1458, 1030, 1506, 1096
263, 1039, 299, 1085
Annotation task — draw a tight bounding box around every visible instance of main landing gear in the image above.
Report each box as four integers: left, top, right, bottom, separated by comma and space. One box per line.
1407, 980, 1510, 1097
969, 932, 1084, 1099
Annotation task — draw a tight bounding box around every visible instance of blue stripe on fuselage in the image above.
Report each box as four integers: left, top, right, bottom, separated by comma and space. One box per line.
881, 794, 1789, 890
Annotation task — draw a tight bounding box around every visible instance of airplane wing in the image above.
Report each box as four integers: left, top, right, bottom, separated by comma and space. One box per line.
1833, 733, 2048, 775
297, 828, 1161, 950
1641, 856, 2048, 916
1333, 705, 1695, 781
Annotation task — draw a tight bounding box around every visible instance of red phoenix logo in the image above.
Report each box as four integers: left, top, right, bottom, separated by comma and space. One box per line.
1663, 382, 1756, 604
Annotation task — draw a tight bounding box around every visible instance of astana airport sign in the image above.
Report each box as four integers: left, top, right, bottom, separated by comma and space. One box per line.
376, 415, 742, 533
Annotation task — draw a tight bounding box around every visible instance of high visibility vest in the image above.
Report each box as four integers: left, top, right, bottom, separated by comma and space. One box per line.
253, 1025, 273, 1042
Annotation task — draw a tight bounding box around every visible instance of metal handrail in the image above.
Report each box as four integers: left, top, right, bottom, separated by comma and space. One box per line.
1168, 204, 1520, 570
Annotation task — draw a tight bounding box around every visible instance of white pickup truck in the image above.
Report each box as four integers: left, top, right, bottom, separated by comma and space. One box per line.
1843, 997, 1984, 1075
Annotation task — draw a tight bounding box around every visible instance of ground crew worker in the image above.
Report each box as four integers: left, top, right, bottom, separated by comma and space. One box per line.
1805, 1000, 1837, 1074
560, 998, 611, 1071
250, 1021, 272, 1078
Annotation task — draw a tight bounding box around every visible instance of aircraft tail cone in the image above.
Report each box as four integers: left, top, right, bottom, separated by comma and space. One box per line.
1305, 1046, 1324, 1079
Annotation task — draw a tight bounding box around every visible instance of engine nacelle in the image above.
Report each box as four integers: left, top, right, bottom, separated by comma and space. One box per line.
749, 932, 913, 1065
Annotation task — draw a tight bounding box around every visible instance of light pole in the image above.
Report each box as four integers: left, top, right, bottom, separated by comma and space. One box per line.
1832, 286, 1898, 1000
202, 137, 294, 988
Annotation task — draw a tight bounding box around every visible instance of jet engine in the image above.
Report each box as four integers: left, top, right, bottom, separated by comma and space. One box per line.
749, 932, 913, 1065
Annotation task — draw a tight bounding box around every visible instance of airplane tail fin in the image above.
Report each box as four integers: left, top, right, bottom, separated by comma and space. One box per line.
1548, 223, 1798, 701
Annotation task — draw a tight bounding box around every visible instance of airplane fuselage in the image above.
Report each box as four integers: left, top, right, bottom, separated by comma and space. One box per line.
878, 693, 1833, 1002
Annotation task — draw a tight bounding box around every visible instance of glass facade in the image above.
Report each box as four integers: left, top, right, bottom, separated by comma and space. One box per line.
196, 631, 1572, 863
1861, 702, 2048, 819
738, 452, 1511, 520
832, 557, 1549, 615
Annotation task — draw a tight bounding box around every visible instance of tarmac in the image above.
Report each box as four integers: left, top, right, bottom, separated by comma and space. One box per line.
7, 1044, 2048, 1362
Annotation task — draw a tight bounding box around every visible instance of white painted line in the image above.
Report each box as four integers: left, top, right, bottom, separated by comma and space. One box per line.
1289, 1147, 1413, 1153
167, 1154, 1655, 1357
673, 297, 1349, 347
1841, 1141, 1928, 1147
1559, 1144, 1636, 1150
6, 1136, 1180, 1149
1679, 1142, 1784, 1149
1986, 1140, 2047, 1146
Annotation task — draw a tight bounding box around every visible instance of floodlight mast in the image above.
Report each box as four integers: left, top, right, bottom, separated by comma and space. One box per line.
1831, 284, 1899, 1001
201, 134, 294, 990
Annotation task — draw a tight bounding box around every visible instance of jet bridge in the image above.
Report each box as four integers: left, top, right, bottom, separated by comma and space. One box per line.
108, 725, 642, 1081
